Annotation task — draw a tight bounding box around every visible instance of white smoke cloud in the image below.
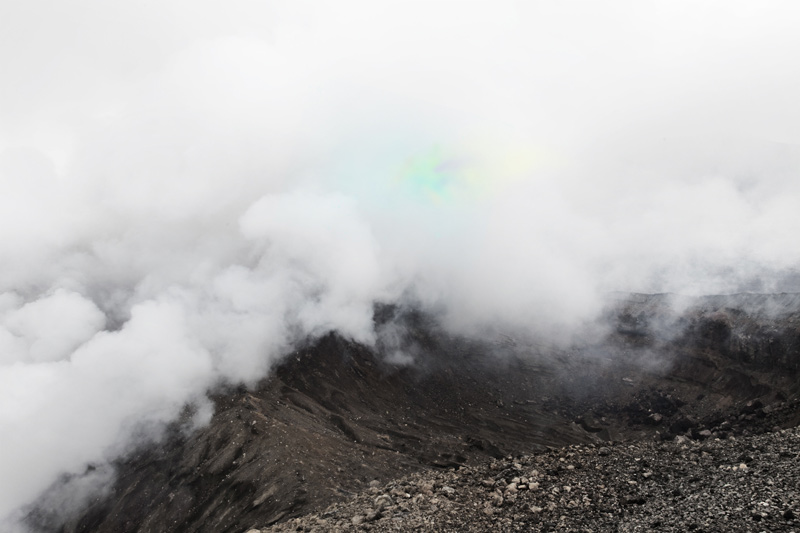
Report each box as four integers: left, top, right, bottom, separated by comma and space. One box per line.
2, 0, 800, 526
0, 290, 105, 364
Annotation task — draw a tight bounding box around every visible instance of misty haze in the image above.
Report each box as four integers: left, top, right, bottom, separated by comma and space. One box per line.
2, 2, 800, 532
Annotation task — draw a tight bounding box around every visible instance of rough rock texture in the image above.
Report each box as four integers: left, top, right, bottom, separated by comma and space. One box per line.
260, 427, 800, 532
29, 293, 800, 532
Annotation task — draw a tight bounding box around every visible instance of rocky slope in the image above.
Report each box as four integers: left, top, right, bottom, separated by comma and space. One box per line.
260, 426, 800, 532
27, 293, 800, 532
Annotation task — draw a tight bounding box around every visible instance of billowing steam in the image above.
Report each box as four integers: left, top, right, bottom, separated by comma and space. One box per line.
2, 0, 800, 527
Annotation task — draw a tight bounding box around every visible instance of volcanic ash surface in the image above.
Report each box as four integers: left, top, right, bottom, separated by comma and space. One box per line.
258, 427, 800, 533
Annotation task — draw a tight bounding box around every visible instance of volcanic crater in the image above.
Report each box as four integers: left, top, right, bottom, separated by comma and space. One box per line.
30, 293, 800, 532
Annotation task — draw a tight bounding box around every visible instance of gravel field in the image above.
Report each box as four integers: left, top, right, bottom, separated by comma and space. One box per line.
259, 426, 800, 533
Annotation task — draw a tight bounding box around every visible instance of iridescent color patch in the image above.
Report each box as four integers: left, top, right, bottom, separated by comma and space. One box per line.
393, 142, 555, 206
395, 146, 464, 204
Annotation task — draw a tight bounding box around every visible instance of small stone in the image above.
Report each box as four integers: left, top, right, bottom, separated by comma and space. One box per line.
491, 491, 504, 507
351, 515, 364, 525
390, 487, 408, 498
374, 494, 393, 511
598, 447, 611, 456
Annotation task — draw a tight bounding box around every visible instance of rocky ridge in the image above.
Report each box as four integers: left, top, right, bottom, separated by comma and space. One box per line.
29, 293, 800, 532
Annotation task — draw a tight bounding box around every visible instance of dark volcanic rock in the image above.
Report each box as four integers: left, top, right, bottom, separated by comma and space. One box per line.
29, 294, 800, 532
260, 427, 800, 533
45, 333, 602, 533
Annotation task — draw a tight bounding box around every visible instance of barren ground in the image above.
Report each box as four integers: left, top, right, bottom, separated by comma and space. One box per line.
28, 294, 800, 532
